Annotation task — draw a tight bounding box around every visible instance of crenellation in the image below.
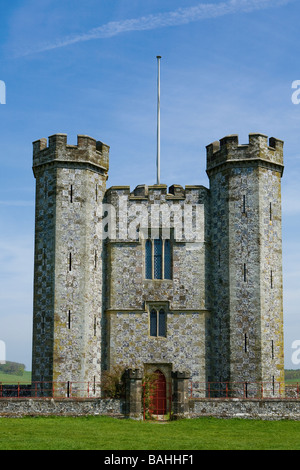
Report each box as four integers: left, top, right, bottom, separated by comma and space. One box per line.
207, 133, 284, 173
33, 134, 109, 174
33, 137, 48, 155
48, 133, 68, 149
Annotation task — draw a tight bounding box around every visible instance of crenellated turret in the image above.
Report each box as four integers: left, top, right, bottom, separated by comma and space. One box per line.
31, 133, 109, 397
33, 134, 109, 177
207, 132, 285, 396
206, 133, 284, 175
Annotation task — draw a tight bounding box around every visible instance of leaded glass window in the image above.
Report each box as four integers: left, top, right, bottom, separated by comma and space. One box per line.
158, 309, 166, 337
145, 239, 152, 279
154, 238, 163, 279
145, 238, 172, 280
150, 309, 158, 337
149, 307, 166, 337
164, 239, 172, 279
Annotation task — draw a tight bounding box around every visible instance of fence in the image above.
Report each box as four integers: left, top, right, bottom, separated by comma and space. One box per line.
2, 380, 300, 400
190, 381, 300, 399
0, 381, 104, 399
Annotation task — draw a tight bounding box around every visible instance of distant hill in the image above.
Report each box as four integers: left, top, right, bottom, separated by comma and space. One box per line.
0, 361, 26, 376
0, 362, 31, 385
285, 369, 300, 382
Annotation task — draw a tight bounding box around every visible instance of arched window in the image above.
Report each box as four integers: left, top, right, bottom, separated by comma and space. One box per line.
150, 309, 157, 337
149, 307, 166, 337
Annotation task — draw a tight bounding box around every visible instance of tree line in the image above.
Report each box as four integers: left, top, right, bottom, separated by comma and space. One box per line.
0, 361, 26, 376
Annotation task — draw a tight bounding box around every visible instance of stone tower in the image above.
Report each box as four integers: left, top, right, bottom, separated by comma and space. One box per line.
32, 134, 109, 396
206, 134, 284, 395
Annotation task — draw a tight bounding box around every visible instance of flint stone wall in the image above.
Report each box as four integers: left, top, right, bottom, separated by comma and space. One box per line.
0, 398, 124, 417
189, 399, 300, 420
1, 398, 300, 420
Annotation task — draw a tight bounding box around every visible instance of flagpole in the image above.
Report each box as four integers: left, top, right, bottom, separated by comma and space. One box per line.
156, 56, 161, 185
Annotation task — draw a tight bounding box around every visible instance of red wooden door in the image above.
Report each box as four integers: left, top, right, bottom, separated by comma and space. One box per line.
151, 370, 166, 415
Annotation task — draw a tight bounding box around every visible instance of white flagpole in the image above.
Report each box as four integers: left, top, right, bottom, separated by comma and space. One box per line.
156, 56, 161, 185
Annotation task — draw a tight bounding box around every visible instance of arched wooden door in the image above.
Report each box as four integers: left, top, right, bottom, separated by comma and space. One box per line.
151, 370, 166, 415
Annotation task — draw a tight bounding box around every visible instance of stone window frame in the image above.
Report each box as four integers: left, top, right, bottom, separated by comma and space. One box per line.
141, 228, 173, 281
146, 302, 169, 339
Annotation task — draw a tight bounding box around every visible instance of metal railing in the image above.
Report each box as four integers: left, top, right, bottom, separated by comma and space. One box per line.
190, 381, 300, 399
1, 380, 300, 400
0, 381, 106, 399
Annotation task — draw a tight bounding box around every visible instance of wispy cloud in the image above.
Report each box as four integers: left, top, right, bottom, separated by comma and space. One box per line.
20, 0, 294, 56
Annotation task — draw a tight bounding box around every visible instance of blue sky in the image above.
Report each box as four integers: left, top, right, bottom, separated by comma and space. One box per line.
0, 0, 299, 370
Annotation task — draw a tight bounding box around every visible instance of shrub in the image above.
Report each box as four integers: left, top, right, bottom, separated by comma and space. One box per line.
101, 365, 126, 398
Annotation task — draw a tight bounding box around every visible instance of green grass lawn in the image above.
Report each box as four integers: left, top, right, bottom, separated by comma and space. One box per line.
0, 371, 31, 384
0, 416, 300, 450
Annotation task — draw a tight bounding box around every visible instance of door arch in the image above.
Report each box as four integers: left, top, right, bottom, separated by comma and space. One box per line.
151, 370, 167, 415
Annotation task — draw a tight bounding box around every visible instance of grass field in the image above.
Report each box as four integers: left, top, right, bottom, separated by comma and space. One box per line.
0, 369, 300, 450
0, 416, 300, 450
0, 371, 31, 384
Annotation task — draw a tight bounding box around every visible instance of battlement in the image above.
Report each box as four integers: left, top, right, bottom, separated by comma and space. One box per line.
32, 133, 109, 174
206, 133, 284, 173
106, 183, 209, 202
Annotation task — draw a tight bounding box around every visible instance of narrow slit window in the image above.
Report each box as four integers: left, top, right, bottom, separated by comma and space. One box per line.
41, 313, 45, 335
68, 310, 71, 329
70, 185, 73, 203
69, 253, 72, 272
270, 202, 272, 221
242, 195, 246, 214
95, 250, 97, 269
96, 184, 98, 202
243, 263, 247, 282
271, 340, 274, 359
244, 333, 248, 353
44, 178, 48, 199
271, 270, 273, 289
